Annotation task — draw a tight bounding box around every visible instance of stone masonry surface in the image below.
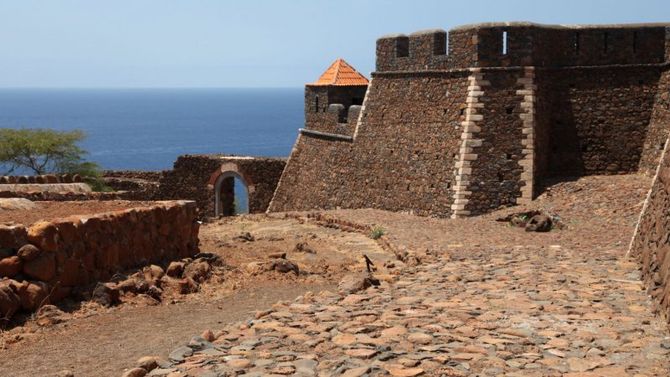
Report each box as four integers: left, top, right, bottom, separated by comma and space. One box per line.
157, 155, 286, 217
270, 22, 670, 218
630, 131, 670, 325
140, 250, 670, 376
0, 200, 199, 320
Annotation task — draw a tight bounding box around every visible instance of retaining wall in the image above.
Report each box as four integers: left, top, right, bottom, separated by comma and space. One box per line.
629, 136, 670, 325
0, 201, 199, 320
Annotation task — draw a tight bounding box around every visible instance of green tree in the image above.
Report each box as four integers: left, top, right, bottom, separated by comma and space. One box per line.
0, 128, 109, 190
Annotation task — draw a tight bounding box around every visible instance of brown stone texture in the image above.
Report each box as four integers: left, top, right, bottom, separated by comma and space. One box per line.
630, 139, 670, 325
0, 200, 199, 318
640, 69, 670, 174
156, 155, 286, 217
464, 70, 525, 214
539, 66, 660, 176
270, 22, 670, 218
270, 72, 469, 216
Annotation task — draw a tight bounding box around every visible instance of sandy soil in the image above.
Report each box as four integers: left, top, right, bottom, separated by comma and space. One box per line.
0, 200, 160, 225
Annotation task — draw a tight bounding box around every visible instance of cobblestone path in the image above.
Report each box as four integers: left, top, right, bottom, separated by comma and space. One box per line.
136, 246, 669, 377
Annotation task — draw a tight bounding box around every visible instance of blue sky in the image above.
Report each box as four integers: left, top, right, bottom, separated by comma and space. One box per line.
0, 0, 667, 88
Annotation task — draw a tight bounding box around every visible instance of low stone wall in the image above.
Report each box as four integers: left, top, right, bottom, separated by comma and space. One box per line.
0, 183, 92, 194
0, 174, 82, 184
0, 200, 199, 321
158, 155, 286, 217
629, 137, 670, 325
0, 190, 126, 201
102, 170, 164, 182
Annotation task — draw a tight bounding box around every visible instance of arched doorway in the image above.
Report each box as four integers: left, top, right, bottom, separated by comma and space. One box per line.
214, 171, 250, 217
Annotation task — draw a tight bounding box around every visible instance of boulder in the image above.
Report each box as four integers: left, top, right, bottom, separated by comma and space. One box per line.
293, 242, 316, 254
245, 261, 270, 275
35, 304, 69, 326
0, 256, 22, 278
183, 260, 211, 283
0, 224, 28, 249
0, 281, 21, 320
166, 261, 185, 278
92, 282, 120, 307
17, 281, 50, 311
121, 368, 147, 377
271, 259, 300, 276
143, 264, 165, 284
525, 214, 553, 232
145, 285, 163, 301
178, 277, 199, 294
23, 252, 56, 281
17, 244, 41, 262
338, 273, 381, 294
44, 174, 59, 183
27, 221, 60, 252
136, 356, 159, 372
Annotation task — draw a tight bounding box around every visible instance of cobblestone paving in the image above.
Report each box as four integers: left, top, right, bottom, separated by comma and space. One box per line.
138, 246, 669, 377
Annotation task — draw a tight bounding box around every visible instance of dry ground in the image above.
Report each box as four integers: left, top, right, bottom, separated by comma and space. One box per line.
1, 174, 668, 377
0, 214, 393, 377
0, 200, 159, 225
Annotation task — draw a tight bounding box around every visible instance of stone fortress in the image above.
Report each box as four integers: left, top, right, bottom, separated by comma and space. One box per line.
269, 22, 670, 218
3, 22, 669, 221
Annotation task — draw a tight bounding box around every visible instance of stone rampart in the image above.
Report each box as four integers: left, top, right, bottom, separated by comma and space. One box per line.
270, 22, 670, 218
0, 200, 199, 320
629, 136, 670, 324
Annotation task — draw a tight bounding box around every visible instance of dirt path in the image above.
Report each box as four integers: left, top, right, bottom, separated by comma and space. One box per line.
0, 282, 333, 377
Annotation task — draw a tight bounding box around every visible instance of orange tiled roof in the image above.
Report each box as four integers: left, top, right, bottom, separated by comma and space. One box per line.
309, 58, 369, 86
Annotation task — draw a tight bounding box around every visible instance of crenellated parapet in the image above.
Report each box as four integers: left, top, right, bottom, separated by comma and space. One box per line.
376, 22, 670, 72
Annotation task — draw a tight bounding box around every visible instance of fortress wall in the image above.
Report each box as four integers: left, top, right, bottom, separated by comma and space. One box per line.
629, 136, 670, 324
376, 24, 668, 72
157, 155, 285, 217
533, 71, 553, 188
539, 66, 660, 176
460, 70, 526, 214
269, 73, 470, 216
640, 68, 670, 174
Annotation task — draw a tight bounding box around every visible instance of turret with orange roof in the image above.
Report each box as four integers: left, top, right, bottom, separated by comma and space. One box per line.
308, 58, 369, 87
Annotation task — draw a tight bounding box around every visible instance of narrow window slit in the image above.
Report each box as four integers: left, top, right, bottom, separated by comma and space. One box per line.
502, 31, 508, 55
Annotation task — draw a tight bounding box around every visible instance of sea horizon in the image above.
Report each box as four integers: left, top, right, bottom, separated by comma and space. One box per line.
0, 87, 304, 171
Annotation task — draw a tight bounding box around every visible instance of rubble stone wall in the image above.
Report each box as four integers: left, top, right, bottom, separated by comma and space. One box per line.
157, 155, 286, 217
270, 22, 670, 218
0, 201, 199, 319
640, 69, 670, 174
629, 138, 670, 324
539, 66, 661, 176
269, 72, 470, 217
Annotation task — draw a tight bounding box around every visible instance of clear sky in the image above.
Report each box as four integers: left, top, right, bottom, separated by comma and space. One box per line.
0, 0, 668, 88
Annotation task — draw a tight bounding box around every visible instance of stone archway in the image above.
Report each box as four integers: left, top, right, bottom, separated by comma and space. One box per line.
213, 171, 249, 217
209, 162, 256, 217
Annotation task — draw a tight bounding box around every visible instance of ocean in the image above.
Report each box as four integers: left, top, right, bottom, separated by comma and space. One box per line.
0, 88, 304, 171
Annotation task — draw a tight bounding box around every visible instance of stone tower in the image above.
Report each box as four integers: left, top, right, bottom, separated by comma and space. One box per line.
304, 58, 368, 133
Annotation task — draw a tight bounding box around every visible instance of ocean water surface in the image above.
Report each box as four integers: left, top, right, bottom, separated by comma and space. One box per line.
0, 88, 304, 171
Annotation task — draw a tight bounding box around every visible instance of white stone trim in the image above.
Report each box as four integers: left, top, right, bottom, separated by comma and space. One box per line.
451, 69, 488, 219
516, 67, 537, 205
